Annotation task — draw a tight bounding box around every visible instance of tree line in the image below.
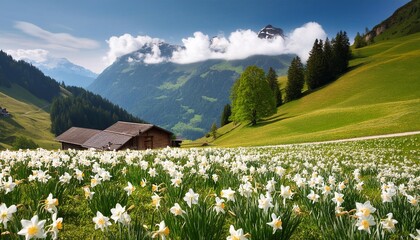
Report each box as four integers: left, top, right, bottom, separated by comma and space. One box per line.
0, 51, 60, 102
50, 86, 144, 136
217, 31, 351, 130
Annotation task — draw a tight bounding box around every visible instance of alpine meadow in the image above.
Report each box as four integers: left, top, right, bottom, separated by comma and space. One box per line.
0, 0, 419, 240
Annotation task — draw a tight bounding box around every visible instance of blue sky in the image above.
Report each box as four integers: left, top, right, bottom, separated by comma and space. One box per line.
0, 0, 410, 73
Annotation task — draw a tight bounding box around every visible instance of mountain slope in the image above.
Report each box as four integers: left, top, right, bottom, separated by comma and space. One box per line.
89, 44, 294, 139
0, 84, 59, 149
199, 33, 420, 147
365, 0, 420, 42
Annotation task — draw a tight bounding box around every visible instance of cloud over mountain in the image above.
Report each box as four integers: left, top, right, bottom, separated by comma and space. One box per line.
104, 22, 326, 66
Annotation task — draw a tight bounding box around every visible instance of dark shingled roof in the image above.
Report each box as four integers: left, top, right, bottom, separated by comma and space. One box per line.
104, 121, 172, 136
55, 127, 102, 145
82, 131, 133, 150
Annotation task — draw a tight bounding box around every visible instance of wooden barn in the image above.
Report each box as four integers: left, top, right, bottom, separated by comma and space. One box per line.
56, 121, 174, 151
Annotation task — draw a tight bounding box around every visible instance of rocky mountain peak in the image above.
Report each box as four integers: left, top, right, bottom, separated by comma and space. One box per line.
258, 24, 284, 39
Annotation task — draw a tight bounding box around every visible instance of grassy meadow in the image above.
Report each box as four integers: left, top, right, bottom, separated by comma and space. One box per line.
0, 84, 60, 150
191, 33, 420, 147
0, 135, 418, 239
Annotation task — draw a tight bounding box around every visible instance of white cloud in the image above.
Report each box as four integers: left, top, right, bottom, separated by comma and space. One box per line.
14, 21, 100, 50
5, 49, 50, 63
284, 22, 327, 61
104, 22, 327, 66
103, 34, 164, 65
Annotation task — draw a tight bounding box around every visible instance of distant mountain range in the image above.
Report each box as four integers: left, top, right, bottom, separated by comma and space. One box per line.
23, 57, 97, 88
88, 25, 293, 139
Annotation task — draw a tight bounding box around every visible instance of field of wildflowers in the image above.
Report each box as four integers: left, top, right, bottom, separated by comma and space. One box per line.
0, 136, 419, 239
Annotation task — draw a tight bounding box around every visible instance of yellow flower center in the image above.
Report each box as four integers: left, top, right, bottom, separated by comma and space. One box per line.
57, 221, 63, 230
162, 227, 170, 236
361, 220, 369, 229
361, 208, 370, 217
411, 199, 417, 205
152, 185, 158, 192
220, 203, 225, 209
336, 197, 343, 203
91, 179, 97, 184
98, 218, 105, 226
232, 236, 240, 240
325, 186, 331, 191
274, 219, 282, 229
28, 225, 39, 236
54, 199, 59, 206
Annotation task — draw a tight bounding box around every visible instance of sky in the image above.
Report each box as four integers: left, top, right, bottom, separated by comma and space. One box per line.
0, 0, 410, 73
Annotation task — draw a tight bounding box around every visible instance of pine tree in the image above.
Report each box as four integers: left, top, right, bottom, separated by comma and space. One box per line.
210, 122, 218, 139
285, 56, 305, 101
220, 104, 232, 127
332, 31, 351, 77
306, 39, 325, 90
323, 38, 334, 84
231, 66, 276, 125
354, 32, 366, 49
266, 67, 283, 107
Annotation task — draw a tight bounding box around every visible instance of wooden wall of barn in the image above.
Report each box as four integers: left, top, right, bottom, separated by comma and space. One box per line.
137, 127, 171, 150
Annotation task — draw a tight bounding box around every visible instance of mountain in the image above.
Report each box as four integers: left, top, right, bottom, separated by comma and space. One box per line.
26, 57, 97, 88
89, 40, 294, 139
258, 25, 284, 39
364, 0, 420, 42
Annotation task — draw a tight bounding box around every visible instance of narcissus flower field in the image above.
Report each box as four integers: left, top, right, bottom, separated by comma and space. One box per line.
0, 136, 419, 239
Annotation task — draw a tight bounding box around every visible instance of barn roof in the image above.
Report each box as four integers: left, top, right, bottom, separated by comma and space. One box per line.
82, 131, 133, 150
105, 121, 172, 136
55, 127, 102, 145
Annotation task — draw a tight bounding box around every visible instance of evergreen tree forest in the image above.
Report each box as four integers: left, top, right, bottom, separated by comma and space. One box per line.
50, 86, 144, 136
286, 31, 351, 101
0, 51, 60, 102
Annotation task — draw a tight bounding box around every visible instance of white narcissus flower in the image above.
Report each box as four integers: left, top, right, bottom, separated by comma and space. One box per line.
49, 213, 63, 240
381, 213, 398, 233
0, 203, 17, 228
280, 185, 294, 205
74, 169, 84, 182
152, 194, 161, 209
140, 178, 147, 187
212, 174, 219, 183
355, 181, 364, 191
258, 193, 274, 212
227, 225, 248, 240
152, 221, 170, 239
221, 188, 236, 202
213, 197, 226, 214
17, 215, 47, 240
407, 195, 418, 206
267, 213, 282, 234
332, 192, 344, 206
170, 203, 186, 216
183, 188, 199, 208
355, 201, 376, 218
321, 184, 332, 195
83, 187, 95, 200
110, 203, 126, 223
3, 176, 16, 194
171, 177, 182, 187
307, 190, 320, 204
93, 211, 111, 231
356, 215, 376, 234
59, 172, 72, 184
124, 182, 135, 196
45, 193, 58, 214
409, 229, 420, 239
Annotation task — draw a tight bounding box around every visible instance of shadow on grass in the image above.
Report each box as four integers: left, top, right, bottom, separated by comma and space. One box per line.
3, 116, 24, 129
249, 113, 294, 127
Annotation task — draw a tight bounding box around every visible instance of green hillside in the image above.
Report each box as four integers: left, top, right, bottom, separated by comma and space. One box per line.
0, 84, 60, 149
192, 33, 420, 147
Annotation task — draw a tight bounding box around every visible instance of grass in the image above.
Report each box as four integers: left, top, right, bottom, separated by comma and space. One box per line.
193, 33, 420, 147
0, 84, 60, 149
